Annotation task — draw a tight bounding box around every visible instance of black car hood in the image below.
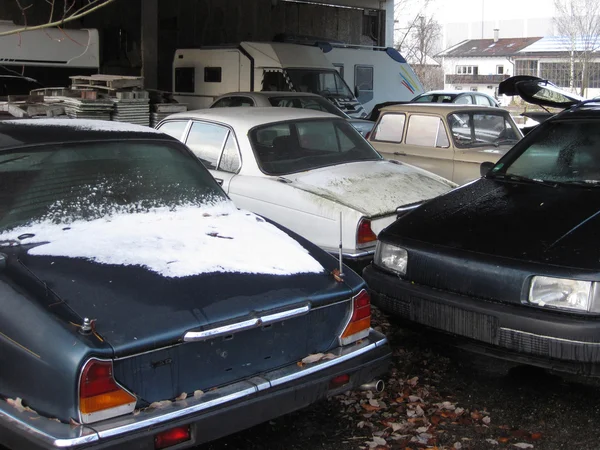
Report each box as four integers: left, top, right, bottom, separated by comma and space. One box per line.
498, 75, 584, 109
14, 249, 356, 357
382, 178, 600, 270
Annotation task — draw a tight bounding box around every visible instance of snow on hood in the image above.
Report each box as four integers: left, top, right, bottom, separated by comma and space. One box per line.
0, 202, 324, 277
290, 161, 455, 217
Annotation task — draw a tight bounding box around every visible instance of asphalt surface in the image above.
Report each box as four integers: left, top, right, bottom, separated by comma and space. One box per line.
200, 307, 600, 450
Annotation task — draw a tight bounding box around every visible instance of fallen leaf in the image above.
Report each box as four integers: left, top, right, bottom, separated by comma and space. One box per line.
453, 443, 462, 449
194, 390, 204, 398
149, 400, 172, 409
498, 437, 510, 443
486, 439, 499, 445
482, 416, 491, 425
362, 403, 381, 412
530, 433, 543, 440
69, 418, 80, 427
407, 376, 419, 387
372, 436, 386, 445
513, 444, 534, 449
175, 392, 187, 401
302, 353, 327, 364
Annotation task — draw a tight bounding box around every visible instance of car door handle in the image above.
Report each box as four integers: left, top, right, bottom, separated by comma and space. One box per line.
215, 178, 223, 186
393, 152, 406, 156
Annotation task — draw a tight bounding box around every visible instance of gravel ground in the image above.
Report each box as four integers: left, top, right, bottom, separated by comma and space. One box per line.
201, 307, 600, 450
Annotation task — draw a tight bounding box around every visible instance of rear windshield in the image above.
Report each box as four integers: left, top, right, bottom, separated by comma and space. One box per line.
0, 141, 225, 230
267, 96, 347, 118
250, 118, 381, 175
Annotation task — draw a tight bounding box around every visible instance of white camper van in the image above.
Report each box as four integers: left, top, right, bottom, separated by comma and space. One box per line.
0, 21, 99, 93
172, 42, 367, 118
318, 43, 424, 116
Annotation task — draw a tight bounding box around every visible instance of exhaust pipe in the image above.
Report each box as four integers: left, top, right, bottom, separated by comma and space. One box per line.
359, 379, 385, 393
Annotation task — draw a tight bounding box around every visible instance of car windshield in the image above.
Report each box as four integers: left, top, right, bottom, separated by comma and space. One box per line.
491, 120, 600, 185
285, 69, 353, 98
250, 118, 381, 175
0, 141, 225, 231
413, 94, 455, 103
267, 96, 348, 118
447, 111, 520, 148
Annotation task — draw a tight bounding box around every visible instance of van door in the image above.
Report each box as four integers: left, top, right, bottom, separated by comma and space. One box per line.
184, 121, 240, 192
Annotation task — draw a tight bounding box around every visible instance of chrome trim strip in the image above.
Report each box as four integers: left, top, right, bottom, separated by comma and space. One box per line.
500, 328, 600, 346
183, 304, 311, 342
261, 305, 310, 324
184, 318, 260, 342
329, 249, 375, 259
0, 333, 388, 448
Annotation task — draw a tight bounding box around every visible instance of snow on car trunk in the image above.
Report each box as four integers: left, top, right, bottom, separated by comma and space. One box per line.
291, 160, 454, 217
0, 202, 324, 276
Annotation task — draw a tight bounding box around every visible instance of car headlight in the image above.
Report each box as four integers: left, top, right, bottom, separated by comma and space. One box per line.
529, 276, 593, 312
374, 242, 407, 276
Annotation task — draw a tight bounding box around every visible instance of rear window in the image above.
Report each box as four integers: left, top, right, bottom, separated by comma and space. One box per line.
0, 141, 223, 230
250, 118, 381, 175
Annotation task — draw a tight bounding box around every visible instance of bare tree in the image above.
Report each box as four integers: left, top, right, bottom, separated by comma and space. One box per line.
401, 14, 443, 90
554, 0, 600, 96
0, 0, 116, 36
394, 0, 434, 54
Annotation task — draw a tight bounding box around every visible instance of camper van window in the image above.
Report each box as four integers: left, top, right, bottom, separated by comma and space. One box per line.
204, 67, 222, 83
250, 118, 380, 176
285, 69, 352, 98
185, 122, 229, 169
175, 67, 195, 93
355, 66, 374, 92
373, 113, 406, 143
262, 72, 290, 91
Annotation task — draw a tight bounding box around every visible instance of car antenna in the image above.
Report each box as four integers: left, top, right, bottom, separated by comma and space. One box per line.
338, 211, 344, 278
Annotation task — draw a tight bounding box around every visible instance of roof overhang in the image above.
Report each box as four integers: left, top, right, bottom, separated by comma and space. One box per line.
280, 0, 385, 10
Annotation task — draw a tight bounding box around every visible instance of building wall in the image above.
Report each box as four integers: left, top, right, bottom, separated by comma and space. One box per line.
441, 56, 513, 104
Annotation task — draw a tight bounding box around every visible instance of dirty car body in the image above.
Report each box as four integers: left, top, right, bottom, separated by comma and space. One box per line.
0, 119, 390, 449
369, 104, 522, 185
156, 107, 455, 270
364, 102, 600, 376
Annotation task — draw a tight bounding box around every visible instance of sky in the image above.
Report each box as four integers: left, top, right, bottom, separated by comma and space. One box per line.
395, 0, 557, 50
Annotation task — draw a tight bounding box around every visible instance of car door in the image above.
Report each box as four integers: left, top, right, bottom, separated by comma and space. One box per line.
398, 114, 454, 180
184, 121, 241, 192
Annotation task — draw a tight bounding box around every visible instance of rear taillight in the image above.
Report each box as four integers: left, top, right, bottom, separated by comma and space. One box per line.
339, 289, 371, 345
357, 218, 377, 248
79, 359, 136, 424
155, 426, 191, 449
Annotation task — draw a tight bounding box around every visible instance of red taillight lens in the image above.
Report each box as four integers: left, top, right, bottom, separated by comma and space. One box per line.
79, 359, 136, 423
340, 289, 371, 345
329, 374, 350, 389
357, 218, 377, 247
155, 426, 191, 449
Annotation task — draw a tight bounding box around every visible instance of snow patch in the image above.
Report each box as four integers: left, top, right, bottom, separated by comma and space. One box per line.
0, 202, 324, 277
7, 118, 161, 134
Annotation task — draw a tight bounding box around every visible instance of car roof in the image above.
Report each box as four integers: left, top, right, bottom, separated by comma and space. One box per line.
380, 103, 501, 114
0, 118, 175, 151
165, 107, 340, 129
217, 91, 323, 99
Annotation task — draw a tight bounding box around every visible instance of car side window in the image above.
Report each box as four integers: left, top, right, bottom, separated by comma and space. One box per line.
455, 95, 473, 104
405, 115, 450, 148
212, 97, 255, 108
212, 98, 232, 108
185, 122, 229, 169
475, 95, 490, 106
156, 120, 188, 140
373, 113, 406, 143
218, 133, 242, 173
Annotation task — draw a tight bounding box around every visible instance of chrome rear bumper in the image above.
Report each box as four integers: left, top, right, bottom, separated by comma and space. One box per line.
0, 330, 390, 449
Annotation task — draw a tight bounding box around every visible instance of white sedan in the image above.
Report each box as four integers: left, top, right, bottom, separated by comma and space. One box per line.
156, 107, 455, 267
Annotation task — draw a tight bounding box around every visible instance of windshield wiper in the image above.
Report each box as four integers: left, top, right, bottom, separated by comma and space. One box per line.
487, 173, 557, 187
0, 155, 29, 166
553, 180, 600, 187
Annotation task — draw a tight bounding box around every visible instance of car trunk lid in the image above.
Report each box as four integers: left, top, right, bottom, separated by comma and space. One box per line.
289, 160, 454, 217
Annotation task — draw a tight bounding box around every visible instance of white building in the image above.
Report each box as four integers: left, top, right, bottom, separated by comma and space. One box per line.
436, 34, 543, 105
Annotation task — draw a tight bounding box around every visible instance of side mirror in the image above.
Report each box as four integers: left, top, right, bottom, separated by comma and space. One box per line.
354, 86, 360, 98
480, 161, 495, 177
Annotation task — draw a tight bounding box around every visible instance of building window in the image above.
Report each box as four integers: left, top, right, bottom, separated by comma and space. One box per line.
515, 60, 538, 77
456, 65, 479, 75
497, 65, 504, 75
175, 67, 195, 93
471, 87, 478, 91
455, 86, 463, 90
204, 67, 222, 83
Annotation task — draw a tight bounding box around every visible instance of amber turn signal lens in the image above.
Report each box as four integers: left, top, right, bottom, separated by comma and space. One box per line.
80, 389, 137, 414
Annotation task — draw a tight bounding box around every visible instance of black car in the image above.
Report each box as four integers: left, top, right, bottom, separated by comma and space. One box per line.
0, 119, 390, 449
364, 101, 600, 376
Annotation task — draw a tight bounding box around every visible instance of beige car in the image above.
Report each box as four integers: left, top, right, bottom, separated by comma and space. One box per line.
368, 104, 523, 185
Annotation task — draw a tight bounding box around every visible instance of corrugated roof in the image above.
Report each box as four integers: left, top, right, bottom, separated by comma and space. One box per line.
438, 37, 543, 58
518, 35, 600, 54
